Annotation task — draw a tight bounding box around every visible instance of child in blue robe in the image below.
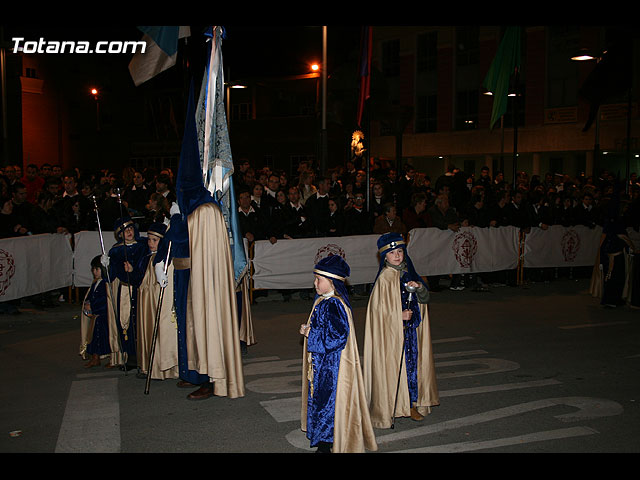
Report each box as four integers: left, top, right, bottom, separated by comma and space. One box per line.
83, 255, 111, 367
300, 255, 377, 453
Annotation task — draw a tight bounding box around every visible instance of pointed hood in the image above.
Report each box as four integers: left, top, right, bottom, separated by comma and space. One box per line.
176, 79, 216, 217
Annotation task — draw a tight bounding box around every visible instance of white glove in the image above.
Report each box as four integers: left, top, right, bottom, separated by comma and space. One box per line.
170, 202, 180, 216
155, 261, 168, 288
100, 253, 110, 268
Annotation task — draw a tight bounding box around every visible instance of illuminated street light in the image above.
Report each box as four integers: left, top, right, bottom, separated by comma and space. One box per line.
90, 87, 100, 131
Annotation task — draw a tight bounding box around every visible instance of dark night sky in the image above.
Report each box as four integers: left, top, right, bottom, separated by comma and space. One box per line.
2, 24, 364, 82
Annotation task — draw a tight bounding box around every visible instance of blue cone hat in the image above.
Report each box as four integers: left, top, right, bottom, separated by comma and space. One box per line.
147, 222, 167, 239
313, 255, 352, 311
113, 216, 139, 242
375, 232, 428, 289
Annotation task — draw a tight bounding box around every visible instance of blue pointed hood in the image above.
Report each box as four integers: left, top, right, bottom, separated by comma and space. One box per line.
176, 79, 215, 217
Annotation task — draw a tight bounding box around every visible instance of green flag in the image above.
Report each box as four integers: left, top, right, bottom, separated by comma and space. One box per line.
483, 27, 522, 129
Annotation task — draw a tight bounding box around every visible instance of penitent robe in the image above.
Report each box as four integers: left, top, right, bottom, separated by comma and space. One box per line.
136, 251, 179, 380
363, 266, 439, 429
185, 202, 245, 398
301, 295, 378, 453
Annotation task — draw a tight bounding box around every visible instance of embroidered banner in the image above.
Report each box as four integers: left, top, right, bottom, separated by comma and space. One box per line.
523, 225, 603, 268
0, 234, 73, 302
407, 226, 520, 276
252, 234, 381, 289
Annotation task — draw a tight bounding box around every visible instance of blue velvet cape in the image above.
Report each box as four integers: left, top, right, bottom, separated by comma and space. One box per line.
86, 279, 111, 356
305, 296, 350, 447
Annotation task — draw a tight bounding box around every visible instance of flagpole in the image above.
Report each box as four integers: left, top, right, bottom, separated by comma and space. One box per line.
512, 66, 519, 190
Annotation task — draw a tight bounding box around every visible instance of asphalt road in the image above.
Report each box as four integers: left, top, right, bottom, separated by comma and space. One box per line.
1, 277, 638, 454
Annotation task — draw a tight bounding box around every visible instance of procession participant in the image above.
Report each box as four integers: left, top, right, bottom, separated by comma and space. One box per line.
80, 255, 111, 368
154, 82, 244, 401
300, 255, 377, 453
155, 204, 211, 396
135, 222, 179, 380
102, 215, 148, 369
363, 232, 439, 429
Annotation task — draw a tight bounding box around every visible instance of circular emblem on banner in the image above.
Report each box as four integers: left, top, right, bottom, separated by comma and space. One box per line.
0, 248, 16, 296
452, 231, 478, 268
561, 228, 580, 262
315, 244, 346, 264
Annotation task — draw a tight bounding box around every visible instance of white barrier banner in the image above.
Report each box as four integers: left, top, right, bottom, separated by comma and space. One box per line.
0, 234, 73, 302
73, 231, 118, 287
407, 226, 520, 276
252, 234, 381, 289
523, 225, 602, 268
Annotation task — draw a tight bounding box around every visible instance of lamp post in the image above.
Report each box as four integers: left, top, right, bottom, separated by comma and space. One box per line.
571, 50, 601, 183
320, 26, 328, 175
90, 87, 100, 132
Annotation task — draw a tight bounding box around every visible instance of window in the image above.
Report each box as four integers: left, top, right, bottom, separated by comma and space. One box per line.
416, 32, 437, 73
455, 89, 478, 130
415, 94, 437, 133
382, 39, 400, 76
456, 26, 479, 67
232, 103, 251, 121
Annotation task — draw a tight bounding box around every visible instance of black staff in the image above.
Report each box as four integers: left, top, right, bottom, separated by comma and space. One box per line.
144, 241, 172, 395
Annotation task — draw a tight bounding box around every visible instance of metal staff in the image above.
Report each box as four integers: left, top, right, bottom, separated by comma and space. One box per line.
144, 241, 172, 395
391, 283, 417, 429
91, 195, 127, 375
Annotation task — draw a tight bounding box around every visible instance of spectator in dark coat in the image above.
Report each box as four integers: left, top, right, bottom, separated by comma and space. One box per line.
304, 176, 331, 236
344, 192, 370, 235
403, 192, 432, 232
326, 197, 345, 237
282, 186, 314, 238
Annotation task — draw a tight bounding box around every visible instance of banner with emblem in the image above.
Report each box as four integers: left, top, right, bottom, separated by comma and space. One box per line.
251, 234, 381, 289
407, 226, 520, 276
0, 234, 73, 302
523, 225, 603, 268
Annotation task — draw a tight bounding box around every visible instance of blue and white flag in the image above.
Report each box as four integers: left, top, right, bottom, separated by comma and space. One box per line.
128, 26, 190, 86
195, 26, 247, 285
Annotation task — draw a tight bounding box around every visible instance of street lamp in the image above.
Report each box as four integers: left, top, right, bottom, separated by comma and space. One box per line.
90, 87, 100, 131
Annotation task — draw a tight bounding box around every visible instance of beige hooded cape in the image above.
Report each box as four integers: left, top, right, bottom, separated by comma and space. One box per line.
185, 202, 245, 398
363, 266, 439, 429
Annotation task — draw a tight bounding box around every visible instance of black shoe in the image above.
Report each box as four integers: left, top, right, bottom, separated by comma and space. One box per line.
315, 442, 332, 453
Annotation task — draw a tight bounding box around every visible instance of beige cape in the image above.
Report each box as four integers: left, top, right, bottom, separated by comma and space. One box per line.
301, 295, 378, 453
185, 202, 245, 398
363, 266, 439, 429
136, 252, 179, 379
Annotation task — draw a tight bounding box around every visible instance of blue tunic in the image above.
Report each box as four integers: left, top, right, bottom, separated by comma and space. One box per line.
305, 296, 349, 447
107, 239, 148, 356
86, 279, 110, 356
399, 271, 422, 404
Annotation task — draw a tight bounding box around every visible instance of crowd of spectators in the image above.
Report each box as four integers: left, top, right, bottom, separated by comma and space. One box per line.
1, 157, 638, 292
0, 162, 176, 239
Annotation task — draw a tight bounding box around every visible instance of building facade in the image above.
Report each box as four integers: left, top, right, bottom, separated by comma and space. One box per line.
368, 26, 639, 184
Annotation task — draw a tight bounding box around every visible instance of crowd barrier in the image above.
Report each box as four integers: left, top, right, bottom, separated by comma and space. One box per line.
1, 226, 639, 302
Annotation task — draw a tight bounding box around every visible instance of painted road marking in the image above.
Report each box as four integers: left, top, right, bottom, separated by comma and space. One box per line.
55, 378, 120, 453
394, 426, 599, 453
559, 321, 629, 329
